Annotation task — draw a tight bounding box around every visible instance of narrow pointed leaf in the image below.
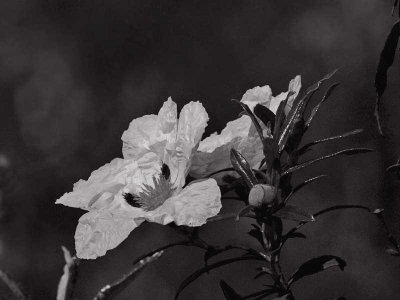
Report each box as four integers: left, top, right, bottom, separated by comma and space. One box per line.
314, 205, 371, 218
203, 245, 257, 272
254, 104, 276, 132
305, 83, 340, 128
248, 224, 265, 247
273, 95, 289, 138
386, 163, 400, 173
278, 70, 337, 153
219, 280, 243, 300
288, 255, 346, 286
273, 205, 315, 222
93, 251, 163, 300
374, 21, 400, 135
57, 246, 80, 300
233, 99, 264, 142
175, 256, 263, 300
230, 149, 258, 188
296, 129, 363, 156
236, 205, 253, 221
284, 232, 307, 240
284, 175, 327, 203
386, 247, 400, 256
375, 21, 400, 98
273, 294, 291, 300
392, 0, 400, 16
243, 288, 278, 299
282, 148, 373, 176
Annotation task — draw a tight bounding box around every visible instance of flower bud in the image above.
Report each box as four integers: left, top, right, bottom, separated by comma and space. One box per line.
248, 184, 276, 207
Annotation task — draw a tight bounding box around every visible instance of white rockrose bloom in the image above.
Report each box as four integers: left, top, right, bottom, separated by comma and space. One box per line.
56, 98, 222, 259
190, 76, 301, 180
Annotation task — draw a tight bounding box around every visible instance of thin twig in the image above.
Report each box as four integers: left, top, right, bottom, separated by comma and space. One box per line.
0, 269, 28, 300
57, 246, 80, 300
94, 251, 163, 300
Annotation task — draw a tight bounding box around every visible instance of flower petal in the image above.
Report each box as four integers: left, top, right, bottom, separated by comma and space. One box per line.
190, 115, 264, 180
240, 76, 302, 115
122, 98, 178, 161
56, 158, 140, 210
56, 153, 161, 210
75, 206, 143, 259
121, 114, 158, 159
146, 178, 221, 226
284, 75, 302, 114
241, 85, 273, 111
166, 101, 209, 189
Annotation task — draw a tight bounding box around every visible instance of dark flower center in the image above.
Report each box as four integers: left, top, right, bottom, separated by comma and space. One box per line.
123, 163, 175, 211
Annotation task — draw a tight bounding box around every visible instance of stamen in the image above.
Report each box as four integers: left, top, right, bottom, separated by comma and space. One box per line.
138, 176, 175, 211
123, 164, 175, 211
123, 193, 142, 208
161, 163, 171, 180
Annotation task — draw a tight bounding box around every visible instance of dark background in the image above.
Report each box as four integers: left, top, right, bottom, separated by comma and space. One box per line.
0, 0, 400, 299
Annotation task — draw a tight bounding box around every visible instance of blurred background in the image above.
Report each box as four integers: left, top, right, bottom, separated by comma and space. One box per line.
0, 0, 400, 299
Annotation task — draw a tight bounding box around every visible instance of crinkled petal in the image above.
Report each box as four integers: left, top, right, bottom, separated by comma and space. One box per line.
197, 115, 253, 153
75, 205, 144, 259
240, 76, 302, 115
56, 153, 161, 211
241, 85, 272, 111
121, 114, 158, 159
190, 115, 264, 180
284, 75, 302, 114
146, 178, 221, 226
56, 158, 139, 210
167, 101, 209, 189
122, 98, 178, 161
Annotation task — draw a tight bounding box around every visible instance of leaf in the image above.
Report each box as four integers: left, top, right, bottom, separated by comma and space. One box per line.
235, 205, 253, 221
386, 247, 400, 256
254, 104, 276, 132
374, 21, 400, 135
230, 149, 258, 188
288, 255, 346, 286
219, 280, 243, 300
386, 163, 400, 173
248, 224, 265, 247
273, 95, 289, 138
273, 294, 291, 300
273, 205, 315, 222
393, 0, 399, 17
57, 246, 80, 300
254, 266, 272, 279
284, 232, 307, 240
175, 256, 263, 300
282, 148, 373, 176
243, 288, 278, 299
296, 129, 363, 156
314, 205, 371, 218
203, 245, 254, 272
284, 175, 327, 203
375, 21, 400, 98
277, 70, 337, 154
305, 83, 340, 128
93, 251, 163, 300
233, 99, 264, 143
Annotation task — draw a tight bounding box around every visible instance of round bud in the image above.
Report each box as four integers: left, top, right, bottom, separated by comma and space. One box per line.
248, 184, 276, 207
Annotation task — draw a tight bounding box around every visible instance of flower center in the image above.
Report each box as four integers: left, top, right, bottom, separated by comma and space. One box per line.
124, 163, 175, 211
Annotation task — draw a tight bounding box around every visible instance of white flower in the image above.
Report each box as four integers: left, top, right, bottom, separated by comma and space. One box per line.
56, 98, 222, 259
190, 76, 301, 180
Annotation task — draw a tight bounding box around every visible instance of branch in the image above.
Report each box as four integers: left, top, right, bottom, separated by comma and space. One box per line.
93, 251, 163, 300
